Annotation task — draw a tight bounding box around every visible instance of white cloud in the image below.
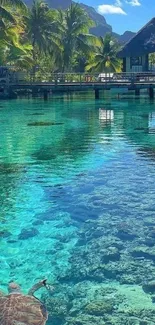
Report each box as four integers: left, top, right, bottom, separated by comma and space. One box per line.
115, 0, 123, 6
97, 0, 141, 16
98, 3, 126, 15
126, 0, 141, 6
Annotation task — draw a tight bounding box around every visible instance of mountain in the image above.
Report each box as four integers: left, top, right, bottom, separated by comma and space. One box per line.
119, 31, 135, 43
24, 0, 71, 8
45, 0, 71, 9
78, 3, 112, 37
24, 0, 135, 43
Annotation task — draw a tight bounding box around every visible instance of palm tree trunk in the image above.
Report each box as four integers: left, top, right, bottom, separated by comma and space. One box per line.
32, 38, 36, 82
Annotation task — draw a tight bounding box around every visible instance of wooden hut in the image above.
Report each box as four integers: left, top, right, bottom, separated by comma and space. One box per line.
118, 17, 155, 72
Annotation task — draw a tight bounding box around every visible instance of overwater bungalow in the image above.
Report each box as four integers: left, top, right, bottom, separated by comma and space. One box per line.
118, 17, 155, 73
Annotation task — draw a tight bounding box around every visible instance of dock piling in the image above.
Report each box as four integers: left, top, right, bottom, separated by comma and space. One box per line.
135, 88, 140, 96
95, 89, 99, 100
149, 86, 154, 99
43, 90, 48, 101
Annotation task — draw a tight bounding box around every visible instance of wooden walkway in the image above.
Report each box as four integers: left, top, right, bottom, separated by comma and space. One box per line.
3, 72, 155, 99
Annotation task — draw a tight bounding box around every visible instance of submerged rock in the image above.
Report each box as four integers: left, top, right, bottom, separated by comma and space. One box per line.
65, 314, 106, 325
0, 230, 11, 238
116, 229, 137, 241
142, 281, 155, 294
43, 297, 71, 323
32, 219, 44, 226
131, 246, 155, 261
101, 247, 120, 263
27, 121, 64, 126
84, 300, 114, 316
18, 227, 39, 240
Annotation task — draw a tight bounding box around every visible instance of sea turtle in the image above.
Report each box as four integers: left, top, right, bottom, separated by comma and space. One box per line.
0, 279, 53, 325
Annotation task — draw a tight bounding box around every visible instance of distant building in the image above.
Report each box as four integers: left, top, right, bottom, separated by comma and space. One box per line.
118, 18, 155, 72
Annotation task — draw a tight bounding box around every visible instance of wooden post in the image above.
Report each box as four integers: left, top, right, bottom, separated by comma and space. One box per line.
149, 86, 154, 99
135, 88, 140, 96
95, 89, 99, 99
43, 89, 48, 101
32, 87, 36, 98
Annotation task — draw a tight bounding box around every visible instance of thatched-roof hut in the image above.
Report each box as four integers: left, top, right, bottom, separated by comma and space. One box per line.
118, 18, 155, 72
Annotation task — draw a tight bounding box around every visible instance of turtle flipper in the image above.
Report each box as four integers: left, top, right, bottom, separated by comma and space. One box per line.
28, 279, 47, 296
28, 279, 54, 296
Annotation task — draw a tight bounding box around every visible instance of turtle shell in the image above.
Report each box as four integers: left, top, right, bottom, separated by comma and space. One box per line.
0, 293, 48, 325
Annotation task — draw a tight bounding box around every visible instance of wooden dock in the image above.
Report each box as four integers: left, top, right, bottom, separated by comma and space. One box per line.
2, 72, 155, 99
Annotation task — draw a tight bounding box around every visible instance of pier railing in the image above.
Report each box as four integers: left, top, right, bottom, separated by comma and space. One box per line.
8, 71, 155, 85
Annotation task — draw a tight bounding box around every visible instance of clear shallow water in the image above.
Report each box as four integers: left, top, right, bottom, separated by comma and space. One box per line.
1, 95, 155, 323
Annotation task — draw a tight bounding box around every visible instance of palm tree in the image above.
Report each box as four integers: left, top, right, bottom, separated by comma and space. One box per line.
0, 0, 28, 67
0, 21, 32, 69
86, 34, 122, 73
0, 0, 26, 23
58, 3, 98, 72
24, 0, 60, 76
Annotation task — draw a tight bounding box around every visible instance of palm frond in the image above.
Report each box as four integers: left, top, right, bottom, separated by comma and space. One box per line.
0, 6, 15, 22
0, 0, 27, 11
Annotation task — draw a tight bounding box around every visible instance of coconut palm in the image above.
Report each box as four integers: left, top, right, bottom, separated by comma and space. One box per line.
24, 0, 61, 77
0, 0, 27, 66
24, 1, 60, 58
58, 3, 98, 72
86, 34, 122, 73
0, 0, 26, 23
0, 21, 32, 69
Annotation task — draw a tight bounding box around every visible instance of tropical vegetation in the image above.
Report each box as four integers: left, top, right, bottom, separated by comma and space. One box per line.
0, 0, 122, 78
86, 34, 122, 73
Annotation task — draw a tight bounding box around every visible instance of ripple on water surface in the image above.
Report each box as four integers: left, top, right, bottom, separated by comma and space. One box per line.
1, 97, 155, 323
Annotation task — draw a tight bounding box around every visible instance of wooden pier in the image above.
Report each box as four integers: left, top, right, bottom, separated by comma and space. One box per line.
2, 72, 155, 99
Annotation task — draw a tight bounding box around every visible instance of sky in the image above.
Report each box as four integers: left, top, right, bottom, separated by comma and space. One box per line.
77, 0, 154, 34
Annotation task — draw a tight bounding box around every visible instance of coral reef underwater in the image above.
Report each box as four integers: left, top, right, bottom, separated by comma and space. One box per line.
41, 213, 155, 325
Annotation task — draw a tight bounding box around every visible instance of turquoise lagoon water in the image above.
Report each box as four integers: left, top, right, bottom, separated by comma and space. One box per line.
1, 94, 155, 323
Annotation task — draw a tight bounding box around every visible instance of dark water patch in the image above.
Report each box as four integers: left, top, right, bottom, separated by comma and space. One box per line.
30, 113, 45, 116
18, 227, 39, 240
134, 127, 147, 131
137, 147, 155, 160
70, 207, 100, 222
131, 247, 155, 261
116, 229, 137, 241
143, 281, 155, 294
0, 230, 11, 238
32, 219, 44, 226
32, 150, 57, 161
0, 163, 28, 174
27, 121, 64, 126
7, 239, 18, 243
141, 237, 155, 247
36, 210, 57, 221
141, 114, 149, 118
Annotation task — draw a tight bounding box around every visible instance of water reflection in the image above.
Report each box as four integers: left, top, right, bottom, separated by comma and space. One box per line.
99, 108, 114, 122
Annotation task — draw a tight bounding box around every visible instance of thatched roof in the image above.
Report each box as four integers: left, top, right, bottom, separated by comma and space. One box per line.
118, 17, 155, 58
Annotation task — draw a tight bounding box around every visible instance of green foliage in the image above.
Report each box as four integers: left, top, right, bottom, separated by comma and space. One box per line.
24, 1, 59, 54
0, 0, 27, 23
149, 53, 155, 70
86, 34, 122, 73
0, 0, 122, 75
57, 3, 98, 72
